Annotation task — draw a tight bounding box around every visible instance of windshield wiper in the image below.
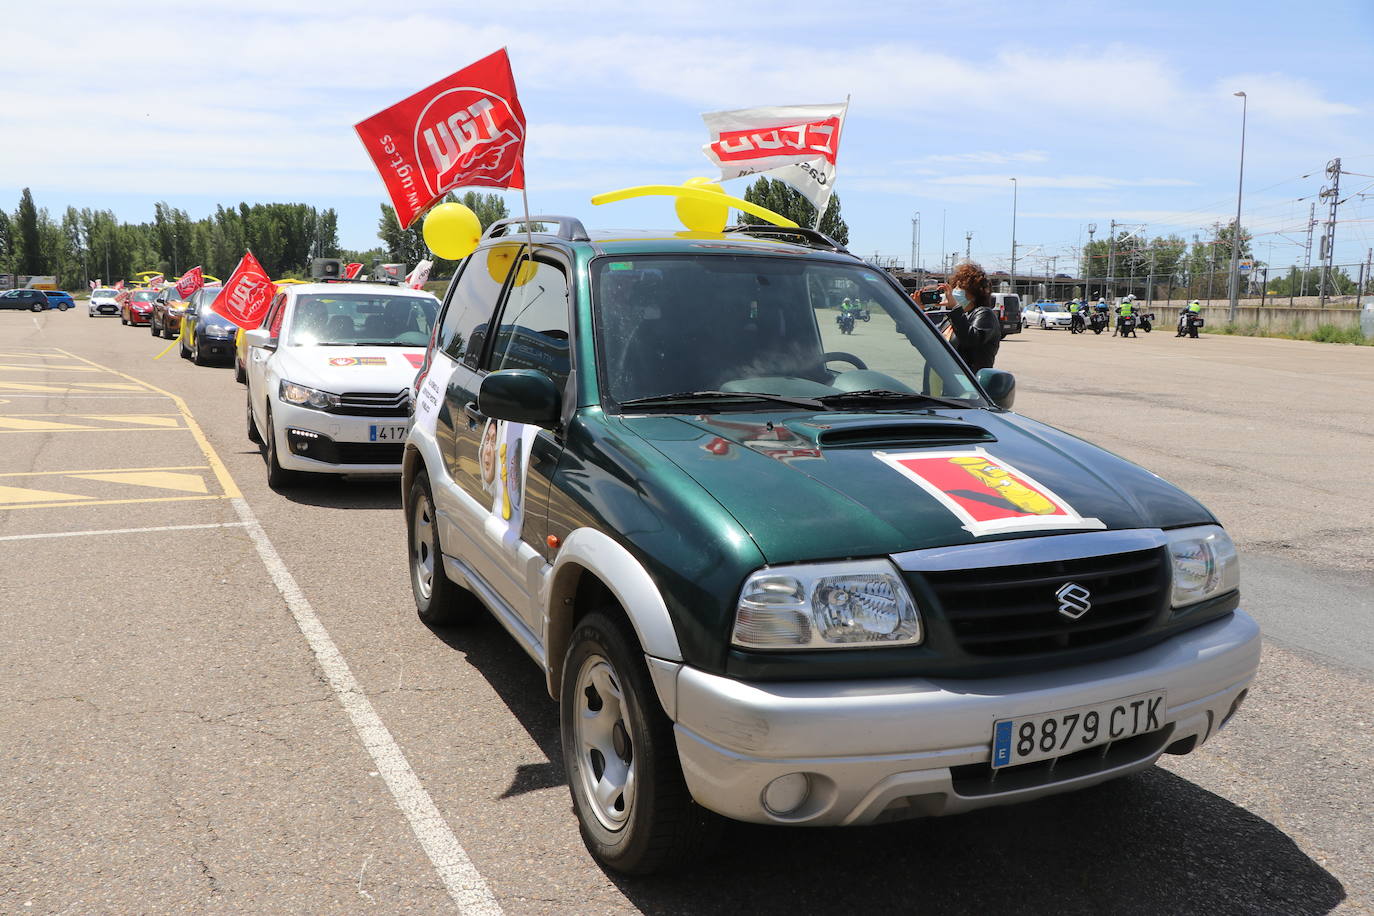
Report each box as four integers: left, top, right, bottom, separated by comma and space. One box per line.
618, 390, 827, 412
815, 389, 976, 410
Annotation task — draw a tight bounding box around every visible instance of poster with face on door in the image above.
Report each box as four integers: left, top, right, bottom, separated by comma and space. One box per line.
478, 418, 539, 547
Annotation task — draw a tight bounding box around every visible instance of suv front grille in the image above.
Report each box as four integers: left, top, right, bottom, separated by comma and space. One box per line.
333, 390, 410, 417
921, 548, 1170, 657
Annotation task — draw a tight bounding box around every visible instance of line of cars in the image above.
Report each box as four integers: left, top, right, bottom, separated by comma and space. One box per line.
0, 288, 76, 311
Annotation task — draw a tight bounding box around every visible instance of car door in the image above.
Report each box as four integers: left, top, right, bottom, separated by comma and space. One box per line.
248, 292, 289, 428
463, 249, 573, 631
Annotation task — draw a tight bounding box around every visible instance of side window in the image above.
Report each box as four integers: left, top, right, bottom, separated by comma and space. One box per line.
487, 256, 571, 389
266, 293, 287, 336
439, 245, 514, 368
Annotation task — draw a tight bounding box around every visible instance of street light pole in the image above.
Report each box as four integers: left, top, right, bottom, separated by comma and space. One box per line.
1227, 91, 1248, 323
1009, 177, 1018, 297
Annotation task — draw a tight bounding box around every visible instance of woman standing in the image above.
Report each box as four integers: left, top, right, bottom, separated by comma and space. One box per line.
939, 261, 1000, 372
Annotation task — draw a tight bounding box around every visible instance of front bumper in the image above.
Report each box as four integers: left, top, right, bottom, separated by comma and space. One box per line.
90, 303, 119, 315
197, 333, 235, 359
668, 610, 1260, 826
272, 399, 406, 475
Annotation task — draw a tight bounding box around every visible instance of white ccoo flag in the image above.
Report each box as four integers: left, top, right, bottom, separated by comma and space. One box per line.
700, 100, 848, 226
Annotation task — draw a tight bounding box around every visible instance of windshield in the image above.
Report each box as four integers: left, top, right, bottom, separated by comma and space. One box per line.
93, 289, 117, 297
592, 255, 983, 409
132, 290, 158, 302
286, 292, 438, 347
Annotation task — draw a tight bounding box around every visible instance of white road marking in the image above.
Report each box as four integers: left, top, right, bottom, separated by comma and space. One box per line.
0, 521, 248, 542
229, 497, 503, 916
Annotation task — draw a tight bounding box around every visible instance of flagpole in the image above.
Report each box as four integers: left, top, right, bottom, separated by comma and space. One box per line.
519, 185, 537, 264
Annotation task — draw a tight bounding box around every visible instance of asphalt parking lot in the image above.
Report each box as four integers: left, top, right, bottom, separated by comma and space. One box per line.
1, 309, 1370, 914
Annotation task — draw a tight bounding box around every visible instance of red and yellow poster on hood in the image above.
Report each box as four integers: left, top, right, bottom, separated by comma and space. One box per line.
876, 447, 1105, 537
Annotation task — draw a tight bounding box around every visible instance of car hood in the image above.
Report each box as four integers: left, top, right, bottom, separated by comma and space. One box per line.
90, 296, 119, 304
619, 408, 1215, 564
271, 345, 425, 393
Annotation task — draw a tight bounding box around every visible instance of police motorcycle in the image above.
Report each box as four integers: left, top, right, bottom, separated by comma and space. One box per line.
1088, 300, 1110, 335
1177, 306, 1204, 338
1118, 313, 1138, 338
836, 310, 856, 335
1138, 310, 1155, 333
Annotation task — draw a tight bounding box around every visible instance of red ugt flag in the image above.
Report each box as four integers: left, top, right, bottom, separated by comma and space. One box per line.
354, 48, 526, 228
343, 262, 363, 280
175, 266, 205, 299
211, 252, 275, 329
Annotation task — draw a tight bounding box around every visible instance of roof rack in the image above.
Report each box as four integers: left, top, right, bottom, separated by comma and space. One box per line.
722, 224, 850, 254
483, 215, 590, 242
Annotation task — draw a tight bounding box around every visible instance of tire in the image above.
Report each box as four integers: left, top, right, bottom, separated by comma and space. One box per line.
180, 334, 191, 360
1039, 318, 1047, 329
150, 319, 159, 336
262, 406, 300, 490
407, 475, 479, 626
246, 387, 262, 444
234, 357, 246, 384
561, 610, 722, 875
192, 336, 207, 366
60, 303, 69, 311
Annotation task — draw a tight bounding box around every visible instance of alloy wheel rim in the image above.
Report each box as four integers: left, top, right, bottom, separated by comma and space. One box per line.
573, 655, 636, 831
412, 495, 434, 600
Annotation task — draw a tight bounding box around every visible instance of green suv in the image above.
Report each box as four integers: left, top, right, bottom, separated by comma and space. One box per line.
402, 217, 1259, 874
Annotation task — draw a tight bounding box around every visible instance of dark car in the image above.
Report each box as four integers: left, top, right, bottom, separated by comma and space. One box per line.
41, 290, 75, 311
0, 289, 49, 311
399, 218, 1259, 874
177, 287, 235, 365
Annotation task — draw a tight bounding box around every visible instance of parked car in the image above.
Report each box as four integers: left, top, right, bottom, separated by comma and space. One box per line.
178, 287, 234, 365
1022, 300, 1073, 329
121, 289, 159, 326
150, 288, 191, 338
990, 292, 1022, 336
41, 290, 75, 311
1, 288, 50, 311
401, 217, 1259, 875
88, 288, 121, 317
243, 283, 439, 486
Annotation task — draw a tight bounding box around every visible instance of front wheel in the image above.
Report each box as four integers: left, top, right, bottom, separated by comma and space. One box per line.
407, 475, 478, 627
246, 387, 262, 444
562, 611, 721, 875
262, 406, 300, 490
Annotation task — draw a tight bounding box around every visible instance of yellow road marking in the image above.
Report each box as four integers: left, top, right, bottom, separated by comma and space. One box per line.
0, 381, 150, 393
0, 484, 95, 505
0, 364, 100, 372
68, 471, 208, 494
0, 426, 185, 435
52, 349, 242, 499
0, 417, 91, 431
0, 465, 209, 479
0, 495, 227, 511
75, 414, 183, 427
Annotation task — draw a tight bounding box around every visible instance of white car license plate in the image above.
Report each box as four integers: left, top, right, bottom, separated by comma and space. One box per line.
369, 424, 407, 442
991, 690, 1166, 769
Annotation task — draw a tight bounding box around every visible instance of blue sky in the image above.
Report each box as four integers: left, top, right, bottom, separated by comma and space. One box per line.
3, 0, 1372, 274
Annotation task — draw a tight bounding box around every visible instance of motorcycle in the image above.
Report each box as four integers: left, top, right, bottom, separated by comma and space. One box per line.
1070, 311, 1086, 334
1088, 311, 1108, 335
1118, 314, 1138, 338
1176, 310, 1204, 338
1139, 312, 1154, 333
836, 311, 855, 335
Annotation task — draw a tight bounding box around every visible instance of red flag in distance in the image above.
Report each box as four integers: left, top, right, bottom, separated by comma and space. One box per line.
175, 266, 205, 299
211, 252, 275, 329
354, 48, 526, 228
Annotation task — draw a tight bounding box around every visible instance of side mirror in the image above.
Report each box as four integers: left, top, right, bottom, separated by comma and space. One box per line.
977, 368, 1016, 410
478, 369, 560, 429
244, 328, 276, 351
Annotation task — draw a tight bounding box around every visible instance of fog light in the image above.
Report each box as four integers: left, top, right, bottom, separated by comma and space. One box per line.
762, 773, 810, 816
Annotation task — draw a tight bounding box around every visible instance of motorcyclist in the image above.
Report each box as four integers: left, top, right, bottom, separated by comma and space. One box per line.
1068, 298, 1085, 332
1178, 299, 1203, 336
1114, 295, 1135, 336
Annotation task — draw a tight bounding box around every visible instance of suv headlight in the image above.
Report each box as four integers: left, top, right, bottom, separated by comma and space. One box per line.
731, 559, 922, 650
279, 380, 341, 410
203, 323, 232, 337
1166, 525, 1239, 607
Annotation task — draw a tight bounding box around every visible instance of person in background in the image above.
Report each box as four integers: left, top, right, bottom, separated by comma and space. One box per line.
938, 261, 1000, 372
1114, 295, 1135, 336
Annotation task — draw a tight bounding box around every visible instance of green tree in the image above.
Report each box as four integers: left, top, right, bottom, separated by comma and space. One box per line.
14, 188, 44, 275
456, 191, 510, 229
378, 203, 428, 265
741, 177, 849, 245
0, 209, 12, 273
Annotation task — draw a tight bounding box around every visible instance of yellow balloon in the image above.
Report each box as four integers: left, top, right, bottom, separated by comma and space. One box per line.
485, 242, 536, 287
422, 203, 482, 260
591, 184, 799, 228
674, 177, 729, 233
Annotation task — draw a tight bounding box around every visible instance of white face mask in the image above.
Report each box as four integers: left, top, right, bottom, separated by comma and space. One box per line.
952, 288, 969, 307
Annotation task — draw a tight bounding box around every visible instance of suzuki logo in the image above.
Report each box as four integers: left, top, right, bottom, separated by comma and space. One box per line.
1055, 582, 1092, 620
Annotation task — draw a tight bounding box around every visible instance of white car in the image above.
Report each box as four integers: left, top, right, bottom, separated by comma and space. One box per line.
243, 282, 439, 488
87, 288, 121, 317
1022, 301, 1073, 329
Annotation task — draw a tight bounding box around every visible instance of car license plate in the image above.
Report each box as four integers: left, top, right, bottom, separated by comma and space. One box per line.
369, 424, 407, 442
991, 690, 1166, 769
